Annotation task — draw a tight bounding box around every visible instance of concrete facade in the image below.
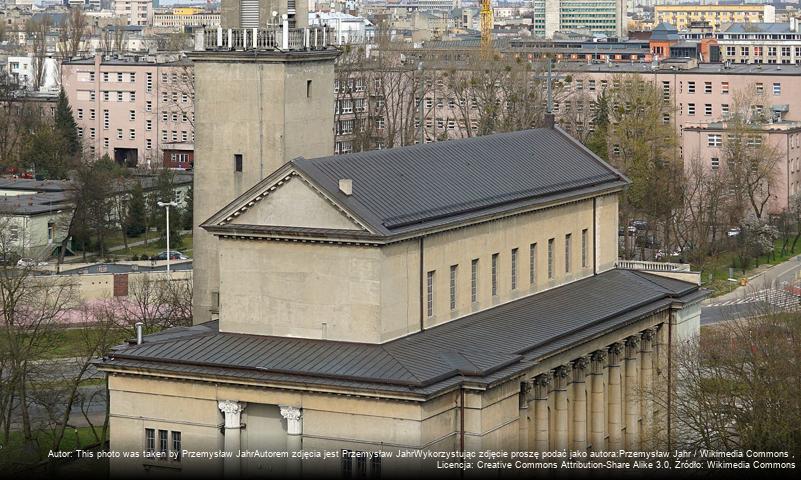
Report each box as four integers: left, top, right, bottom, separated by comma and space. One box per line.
190, 50, 338, 325
221, 0, 309, 29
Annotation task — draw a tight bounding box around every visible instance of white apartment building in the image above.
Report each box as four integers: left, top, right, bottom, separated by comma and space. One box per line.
114, 0, 153, 26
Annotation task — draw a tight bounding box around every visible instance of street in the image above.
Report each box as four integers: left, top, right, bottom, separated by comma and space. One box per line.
701, 255, 801, 324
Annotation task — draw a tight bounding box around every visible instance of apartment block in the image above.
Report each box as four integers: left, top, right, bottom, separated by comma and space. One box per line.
61, 55, 194, 169
115, 0, 153, 26
654, 4, 775, 31
530, 0, 626, 38
717, 20, 801, 64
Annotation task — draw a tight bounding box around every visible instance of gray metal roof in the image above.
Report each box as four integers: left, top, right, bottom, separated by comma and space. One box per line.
284, 128, 627, 237
99, 269, 703, 397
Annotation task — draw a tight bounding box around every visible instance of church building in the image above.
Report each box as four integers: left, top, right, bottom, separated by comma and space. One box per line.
96, 21, 704, 478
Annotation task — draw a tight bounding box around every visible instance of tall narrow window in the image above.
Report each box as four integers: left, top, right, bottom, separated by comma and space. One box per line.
511, 248, 518, 290
426, 271, 435, 318
581, 229, 589, 268
234, 154, 243, 172
491, 253, 499, 296
529, 243, 537, 285
306, 79, 312, 98
565, 233, 572, 273
547, 238, 554, 279
158, 430, 168, 459
172, 432, 182, 461
145, 428, 155, 455
449, 265, 457, 311
471, 259, 479, 303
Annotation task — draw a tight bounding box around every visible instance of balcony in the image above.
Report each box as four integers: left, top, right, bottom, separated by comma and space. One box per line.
616, 260, 701, 285
196, 26, 336, 52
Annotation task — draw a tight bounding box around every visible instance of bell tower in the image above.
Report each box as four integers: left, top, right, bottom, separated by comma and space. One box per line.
190, 24, 337, 324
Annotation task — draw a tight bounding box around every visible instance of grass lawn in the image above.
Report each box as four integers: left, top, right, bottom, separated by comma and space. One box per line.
46, 327, 131, 359
0, 426, 105, 469
116, 234, 193, 260
695, 238, 801, 297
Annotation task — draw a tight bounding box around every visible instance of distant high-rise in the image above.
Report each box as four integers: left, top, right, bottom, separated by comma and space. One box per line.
532, 0, 627, 39
221, 0, 308, 28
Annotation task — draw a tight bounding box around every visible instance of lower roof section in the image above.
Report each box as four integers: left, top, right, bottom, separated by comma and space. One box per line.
98, 269, 705, 398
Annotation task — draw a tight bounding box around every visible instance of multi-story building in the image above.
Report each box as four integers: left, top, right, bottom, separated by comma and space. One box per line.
61, 55, 195, 169
530, 0, 627, 39
221, 0, 309, 28
683, 120, 801, 211
716, 20, 801, 64
114, 0, 153, 27
654, 4, 775, 31
153, 8, 221, 29
95, 23, 704, 478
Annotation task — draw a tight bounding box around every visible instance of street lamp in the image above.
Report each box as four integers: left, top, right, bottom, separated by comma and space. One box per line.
157, 200, 178, 278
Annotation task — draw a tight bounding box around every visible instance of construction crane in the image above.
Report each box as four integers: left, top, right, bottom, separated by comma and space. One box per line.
480, 0, 493, 57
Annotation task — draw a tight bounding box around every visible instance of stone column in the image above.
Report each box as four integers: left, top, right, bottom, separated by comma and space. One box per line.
520, 381, 531, 450
281, 406, 303, 475
218, 400, 246, 478
625, 335, 641, 450
572, 357, 589, 452
640, 329, 655, 447
553, 366, 570, 452
653, 324, 668, 443
590, 350, 607, 451
607, 343, 623, 450
532, 374, 551, 452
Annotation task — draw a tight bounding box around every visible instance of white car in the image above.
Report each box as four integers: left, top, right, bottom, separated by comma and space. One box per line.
727, 227, 741, 237
17, 258, 48, 268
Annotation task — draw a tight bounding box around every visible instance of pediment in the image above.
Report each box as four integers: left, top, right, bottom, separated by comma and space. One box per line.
217, 172, 367, 232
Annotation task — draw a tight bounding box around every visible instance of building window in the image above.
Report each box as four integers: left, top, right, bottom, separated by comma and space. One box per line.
306, 79, 312, 98
234, 154, 243, 172
721, 82, 729, 94
426, 270, 435, 318
130, 72, 136, 83
103, 137, 109, 149
77, 108, 83, 120
773, 83, 781, 96
89, 128, 95, 139
161, 130, 168, 142
756, 83, 764, 95
687, 81, 695, 93
146, 101, 152, 112
449, 265, 457, 311
181, 131, 188, 142
146, 138, 152, 150
529, 243, 537, 285
117, 72, 123, 82
581, 229, 588, 268
172, 432, 181, 461
704, 104, 712, 116
565, 233, 572, 274
722, 104, 730, 117
89, 109, 95, 120
491, 253, 499, 297
158, 429, 168, 459
129, 129, 136, 140
704, 82, 712, 94
146, 119, 152, 131
708, 134, 722, 147
130, 110, 135, 121
510, 248, 518, 290
117, 91, 123, 101
145, 428, 155, 455
547, 238, 554, 280
130, 91, 136, 102
687, 103, 695, 116
146, 72, 152, 92
471, 259, 478, 303
103, 72, 109, 82
711, 157, 720, 170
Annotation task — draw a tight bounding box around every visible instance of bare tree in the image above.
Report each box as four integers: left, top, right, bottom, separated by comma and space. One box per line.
672, 155, 727, 262
653, 306, 801, 456
57, 7, 87, 63
116, 273, 193, 331
26, 16, 52, 91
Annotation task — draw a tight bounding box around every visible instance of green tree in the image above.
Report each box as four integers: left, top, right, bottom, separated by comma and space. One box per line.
21, 125, 73, 179
151, 169, 182, 248
585, 90, 609, 160
126, 182, 147, 237
181, 184, 193, 231
54, 88, 80, 158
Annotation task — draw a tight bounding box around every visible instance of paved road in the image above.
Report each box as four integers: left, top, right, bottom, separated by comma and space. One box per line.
701, 255, 801, 324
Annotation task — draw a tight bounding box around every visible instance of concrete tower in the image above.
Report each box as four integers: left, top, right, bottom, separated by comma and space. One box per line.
190, 27, 337, 324
221, 0, 309, 29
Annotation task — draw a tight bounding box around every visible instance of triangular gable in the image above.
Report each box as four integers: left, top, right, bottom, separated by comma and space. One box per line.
215, 171, 368, 232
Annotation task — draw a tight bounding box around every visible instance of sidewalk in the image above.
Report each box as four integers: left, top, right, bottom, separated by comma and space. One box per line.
703, 254, 801, 304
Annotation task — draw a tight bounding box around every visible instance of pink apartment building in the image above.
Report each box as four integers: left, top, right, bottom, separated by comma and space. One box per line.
683, 121, 801, 213
61, 55, 194, 169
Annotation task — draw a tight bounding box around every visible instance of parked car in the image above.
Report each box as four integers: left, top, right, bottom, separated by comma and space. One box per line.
155, 251, 188, 260
630, 220, 648, 231
16, 258, 48, 268
727, 227, 741, 237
